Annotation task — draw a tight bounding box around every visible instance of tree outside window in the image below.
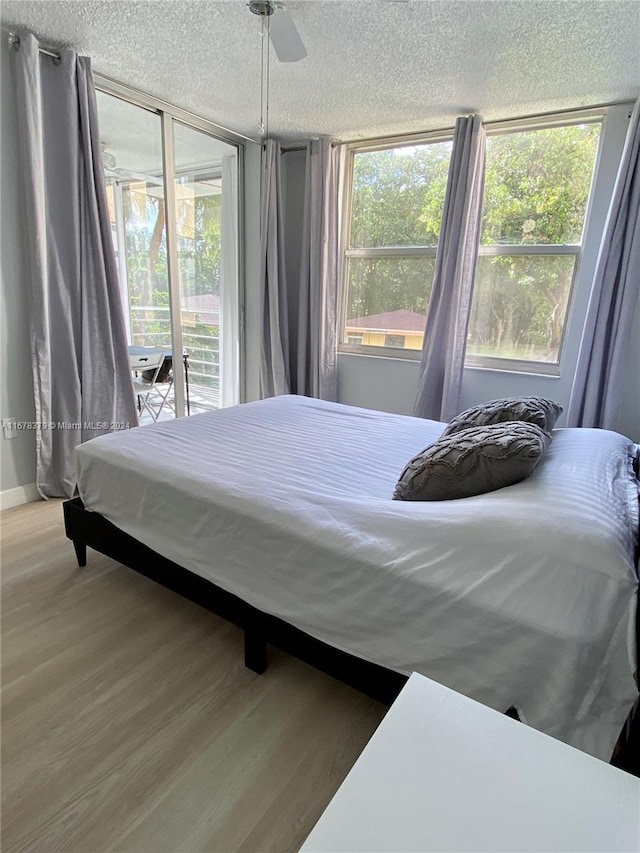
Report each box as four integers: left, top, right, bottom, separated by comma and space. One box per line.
467, 122, 601, 367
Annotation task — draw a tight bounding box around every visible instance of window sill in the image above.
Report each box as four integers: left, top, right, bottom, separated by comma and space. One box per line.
339, 346, 421, 362
464, 356, 561, 377
339, 349, 562, 378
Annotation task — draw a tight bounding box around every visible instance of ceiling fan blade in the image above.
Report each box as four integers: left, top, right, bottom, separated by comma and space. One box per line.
269, 6, 307, 63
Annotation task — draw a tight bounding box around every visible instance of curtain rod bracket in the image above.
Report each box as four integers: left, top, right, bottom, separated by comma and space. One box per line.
7, 31, 62, 61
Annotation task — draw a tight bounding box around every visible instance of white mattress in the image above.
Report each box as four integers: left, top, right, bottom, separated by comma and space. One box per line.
76, 395, 639, 760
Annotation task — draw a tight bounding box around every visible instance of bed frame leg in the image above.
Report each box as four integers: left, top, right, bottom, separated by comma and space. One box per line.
244, 627, 267, 675
73, 540, 87, 568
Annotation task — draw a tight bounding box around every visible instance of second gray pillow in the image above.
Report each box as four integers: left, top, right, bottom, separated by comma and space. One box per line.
442, 396, 562, 437
393, 421, 551, 501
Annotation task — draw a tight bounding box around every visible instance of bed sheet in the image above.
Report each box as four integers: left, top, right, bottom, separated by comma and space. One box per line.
76, 395, 639, 759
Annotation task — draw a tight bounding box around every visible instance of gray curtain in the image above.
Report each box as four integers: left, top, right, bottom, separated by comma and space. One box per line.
259, 139, 290, 397
567, 99, 640, 429
11, 31, 137, 499
414, 115, 486, 422
295, 139, 341, 400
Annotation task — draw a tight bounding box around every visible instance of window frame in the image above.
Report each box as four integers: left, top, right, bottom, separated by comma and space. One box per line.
338, 110, 606, 372
339, 130, 453, 361
468, 111, 605, 375
94, 77, 247, 409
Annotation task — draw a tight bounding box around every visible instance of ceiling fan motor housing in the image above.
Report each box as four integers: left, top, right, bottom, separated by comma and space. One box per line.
248, 1, 308, 63
249, 1, 276, 16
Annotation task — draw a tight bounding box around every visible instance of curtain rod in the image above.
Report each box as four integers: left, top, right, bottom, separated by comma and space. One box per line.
7, 31, 60, 60
484, 99, 634, 127
6, 31, 259, 146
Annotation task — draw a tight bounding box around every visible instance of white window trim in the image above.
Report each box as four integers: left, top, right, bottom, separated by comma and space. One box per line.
477, 245, 580, 257
346, 246, 439, 258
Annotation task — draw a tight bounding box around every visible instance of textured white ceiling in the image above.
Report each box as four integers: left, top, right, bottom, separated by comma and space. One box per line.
2, 0, 639, 142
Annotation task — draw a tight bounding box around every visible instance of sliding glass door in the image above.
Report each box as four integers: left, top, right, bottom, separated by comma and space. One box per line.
172, 122, 239, 414
97, 89, 241, 422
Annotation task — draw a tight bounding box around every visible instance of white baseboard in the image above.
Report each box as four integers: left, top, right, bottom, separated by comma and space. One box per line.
1, 483, 40, 510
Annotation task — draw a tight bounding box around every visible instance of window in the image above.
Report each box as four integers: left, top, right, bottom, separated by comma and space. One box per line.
340, 115, 603, 371
385, 334, 405, 348
467, 119, 602, 372
340, 136, 453, 356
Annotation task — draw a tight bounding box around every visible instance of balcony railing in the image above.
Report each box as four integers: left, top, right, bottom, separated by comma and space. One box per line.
130, 305, 220, 414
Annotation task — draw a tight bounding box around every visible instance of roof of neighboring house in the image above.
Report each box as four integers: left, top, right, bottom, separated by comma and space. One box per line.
182, 293, 220, 313
181, 293, 220, 326
346, 309, 427, 333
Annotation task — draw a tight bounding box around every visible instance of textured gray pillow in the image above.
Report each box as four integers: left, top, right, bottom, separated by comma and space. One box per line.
393, 422, 551, 501
442, 396, 562, 438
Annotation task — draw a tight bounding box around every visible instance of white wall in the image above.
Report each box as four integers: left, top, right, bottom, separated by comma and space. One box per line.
330, 105, 640, 441
0, 37, 37, 493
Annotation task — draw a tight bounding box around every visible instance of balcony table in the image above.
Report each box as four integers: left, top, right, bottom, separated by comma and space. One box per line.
128, 345, 190, 415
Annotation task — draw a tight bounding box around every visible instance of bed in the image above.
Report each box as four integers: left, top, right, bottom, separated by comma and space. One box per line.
65, 395, 639, 763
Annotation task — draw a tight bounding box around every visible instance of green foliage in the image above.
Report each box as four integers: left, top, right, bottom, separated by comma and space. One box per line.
351, 143, 452, 247
122, 185, 222, 305
481, 124, 600, 245
467, 255, 575, 361
347, 143, 450, 320
122, 188, 168, 305
176, 193, 222, 298
348, 257, 434, 319
347, 123, 601, 361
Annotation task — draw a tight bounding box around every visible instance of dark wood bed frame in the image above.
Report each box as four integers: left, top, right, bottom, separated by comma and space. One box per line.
63, 496, 639, 775
62, 497, 407, 706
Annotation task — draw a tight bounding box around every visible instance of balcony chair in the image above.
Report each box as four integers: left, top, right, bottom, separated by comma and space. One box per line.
130, 352, 174, 422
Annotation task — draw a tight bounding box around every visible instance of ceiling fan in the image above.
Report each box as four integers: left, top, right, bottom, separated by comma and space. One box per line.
248, 0, 410, 64
248, 1, 307, 63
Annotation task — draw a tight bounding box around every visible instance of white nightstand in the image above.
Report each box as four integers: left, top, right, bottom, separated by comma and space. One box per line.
301, 673, 640, 852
